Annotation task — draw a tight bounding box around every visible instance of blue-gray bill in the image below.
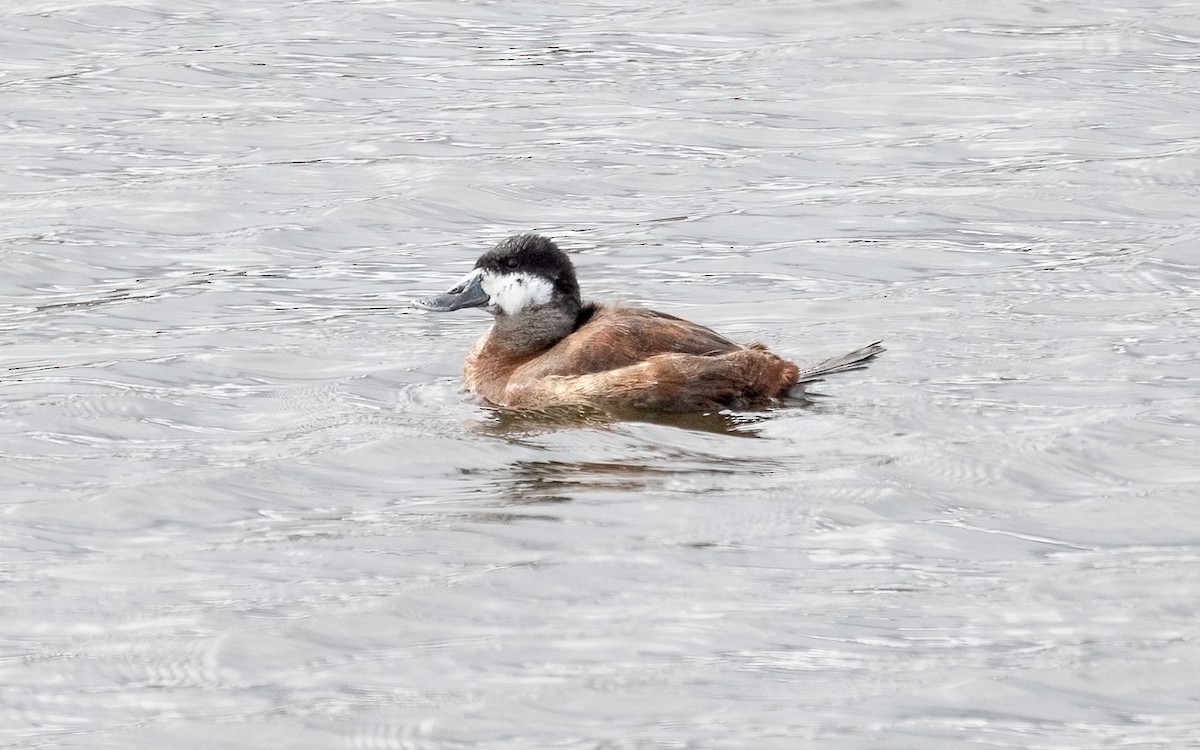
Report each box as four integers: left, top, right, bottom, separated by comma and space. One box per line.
413, 269, 488, 312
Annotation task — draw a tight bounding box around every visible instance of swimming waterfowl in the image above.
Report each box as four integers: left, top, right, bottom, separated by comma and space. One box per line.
415, 233, 882, 413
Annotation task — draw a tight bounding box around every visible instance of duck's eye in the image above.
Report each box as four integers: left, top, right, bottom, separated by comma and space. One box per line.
503, 258, 519, 269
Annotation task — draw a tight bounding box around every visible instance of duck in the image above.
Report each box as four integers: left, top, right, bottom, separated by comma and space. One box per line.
414, 233, 883, 413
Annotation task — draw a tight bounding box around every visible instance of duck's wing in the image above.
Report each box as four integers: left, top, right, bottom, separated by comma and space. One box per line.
625, 308, 744, 355
513, 305, 742, 384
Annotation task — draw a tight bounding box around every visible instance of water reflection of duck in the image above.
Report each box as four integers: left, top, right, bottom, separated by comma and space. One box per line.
415, 233, 882, 413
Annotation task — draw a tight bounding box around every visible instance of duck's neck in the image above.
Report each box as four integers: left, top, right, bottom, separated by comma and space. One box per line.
490, 304, 577, 355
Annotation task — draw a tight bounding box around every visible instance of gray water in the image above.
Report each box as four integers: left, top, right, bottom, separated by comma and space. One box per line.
3, 0, 1199, 747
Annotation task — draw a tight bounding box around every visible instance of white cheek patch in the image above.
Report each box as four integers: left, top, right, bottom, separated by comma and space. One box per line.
481, 271, 555, 315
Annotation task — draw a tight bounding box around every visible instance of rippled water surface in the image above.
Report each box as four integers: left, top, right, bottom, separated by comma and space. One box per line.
3, 0, 1199, 747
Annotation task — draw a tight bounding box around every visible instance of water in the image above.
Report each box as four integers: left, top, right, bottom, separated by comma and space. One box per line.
3, 0, 1199, 747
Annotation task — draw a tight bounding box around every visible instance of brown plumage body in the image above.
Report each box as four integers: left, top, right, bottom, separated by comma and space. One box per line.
415, 233, 882, 414
464, 305, 801, 412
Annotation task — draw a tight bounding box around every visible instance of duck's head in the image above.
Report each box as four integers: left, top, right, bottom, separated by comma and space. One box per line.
415, 233, 582, 318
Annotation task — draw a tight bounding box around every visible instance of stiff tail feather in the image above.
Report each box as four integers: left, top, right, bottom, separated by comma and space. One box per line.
793, 340, 885, 386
